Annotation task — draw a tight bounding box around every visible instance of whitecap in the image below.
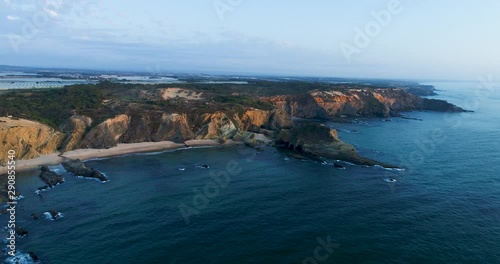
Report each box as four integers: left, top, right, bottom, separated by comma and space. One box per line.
4, 252, 38, 264
336, 160, 355, 166
121, 145, 216, 158
10, 195, 24, 201
384, 167, 405, 172
44, 211, 63, 220
383, 178, 398, 183
83, 157, 111, 162
48, 164, 66, 174
76, 176, 109, 183
373, 165, 405, 171
34, 188, 47, 195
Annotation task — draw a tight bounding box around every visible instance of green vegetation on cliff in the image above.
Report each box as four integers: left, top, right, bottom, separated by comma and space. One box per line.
0, 84, 104, 128
0, 79, 463, 129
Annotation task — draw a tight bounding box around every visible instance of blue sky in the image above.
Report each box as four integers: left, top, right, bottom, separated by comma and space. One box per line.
1, 0, 499, 80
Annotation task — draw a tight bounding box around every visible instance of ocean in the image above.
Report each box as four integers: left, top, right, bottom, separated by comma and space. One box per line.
2, 81, 500, 263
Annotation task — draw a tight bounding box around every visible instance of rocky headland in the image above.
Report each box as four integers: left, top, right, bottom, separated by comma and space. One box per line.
0, 81, 467, 183
262, 88, 464, 121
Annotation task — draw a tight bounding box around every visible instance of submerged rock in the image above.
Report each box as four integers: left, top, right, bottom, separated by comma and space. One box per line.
61, 159, 108, 182
333, 163, 346, 169
28, 252, 40, 262
15, 227, 28, 237
31, 213, 39, 220
50, 210, 58, 219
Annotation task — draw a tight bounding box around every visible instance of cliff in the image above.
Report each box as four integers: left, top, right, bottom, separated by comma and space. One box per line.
59, 115, 92, 152
0, 85, 466, 168
79, 114, 130, 149
0, 117, 65, 165
263, 88, 465, 120
70, 108, 295, 150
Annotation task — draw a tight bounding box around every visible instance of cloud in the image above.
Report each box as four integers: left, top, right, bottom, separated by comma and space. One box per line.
6, 15, 20, 21
43, 8, 59, 17
2, 0, 36, 11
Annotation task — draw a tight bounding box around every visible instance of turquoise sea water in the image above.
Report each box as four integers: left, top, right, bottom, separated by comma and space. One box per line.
2, 81, 500, 263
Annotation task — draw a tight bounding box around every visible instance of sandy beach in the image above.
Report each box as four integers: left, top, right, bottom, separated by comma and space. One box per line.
0, 139, 239, 175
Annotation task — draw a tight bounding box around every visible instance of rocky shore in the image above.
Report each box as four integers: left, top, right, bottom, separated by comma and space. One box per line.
276, 123, 399, 168
0, 86, 467, 177
61, 159, 108, 182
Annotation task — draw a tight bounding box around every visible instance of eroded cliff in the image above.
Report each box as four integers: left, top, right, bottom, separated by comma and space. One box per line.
59, 115, 92, 152
263, 88, 465, 120
0, 85, 467, 168
0, 117, 65, 165
76, 109, 286, 148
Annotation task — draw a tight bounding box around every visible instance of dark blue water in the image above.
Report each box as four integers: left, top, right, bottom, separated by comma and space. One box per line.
2, 81, 500, 263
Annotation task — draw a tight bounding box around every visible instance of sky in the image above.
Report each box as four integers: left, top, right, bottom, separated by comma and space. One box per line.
0, 0, 499, 80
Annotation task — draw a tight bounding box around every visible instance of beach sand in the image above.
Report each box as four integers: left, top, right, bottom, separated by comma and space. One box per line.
0, 139, 239, 174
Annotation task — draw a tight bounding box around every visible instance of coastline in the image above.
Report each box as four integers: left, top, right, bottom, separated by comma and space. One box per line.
0, 139, 239, 175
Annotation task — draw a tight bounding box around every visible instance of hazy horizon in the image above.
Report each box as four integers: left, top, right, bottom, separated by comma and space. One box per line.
1, 0, 499, 81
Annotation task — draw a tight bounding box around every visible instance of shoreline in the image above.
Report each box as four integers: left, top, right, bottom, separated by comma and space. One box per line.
0, 139, 240, 175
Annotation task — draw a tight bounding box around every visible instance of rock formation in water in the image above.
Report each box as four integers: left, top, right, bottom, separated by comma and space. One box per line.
276, 123, 397, 168
39, 165, 64, 187
61, 159, 108, 182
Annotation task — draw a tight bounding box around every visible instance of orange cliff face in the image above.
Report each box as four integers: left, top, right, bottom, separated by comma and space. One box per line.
0, 108, 295, 164
0, 117, 65, 166
77, 109, 293, 148
262, 88, 464, 120
0, 87, 464, 167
